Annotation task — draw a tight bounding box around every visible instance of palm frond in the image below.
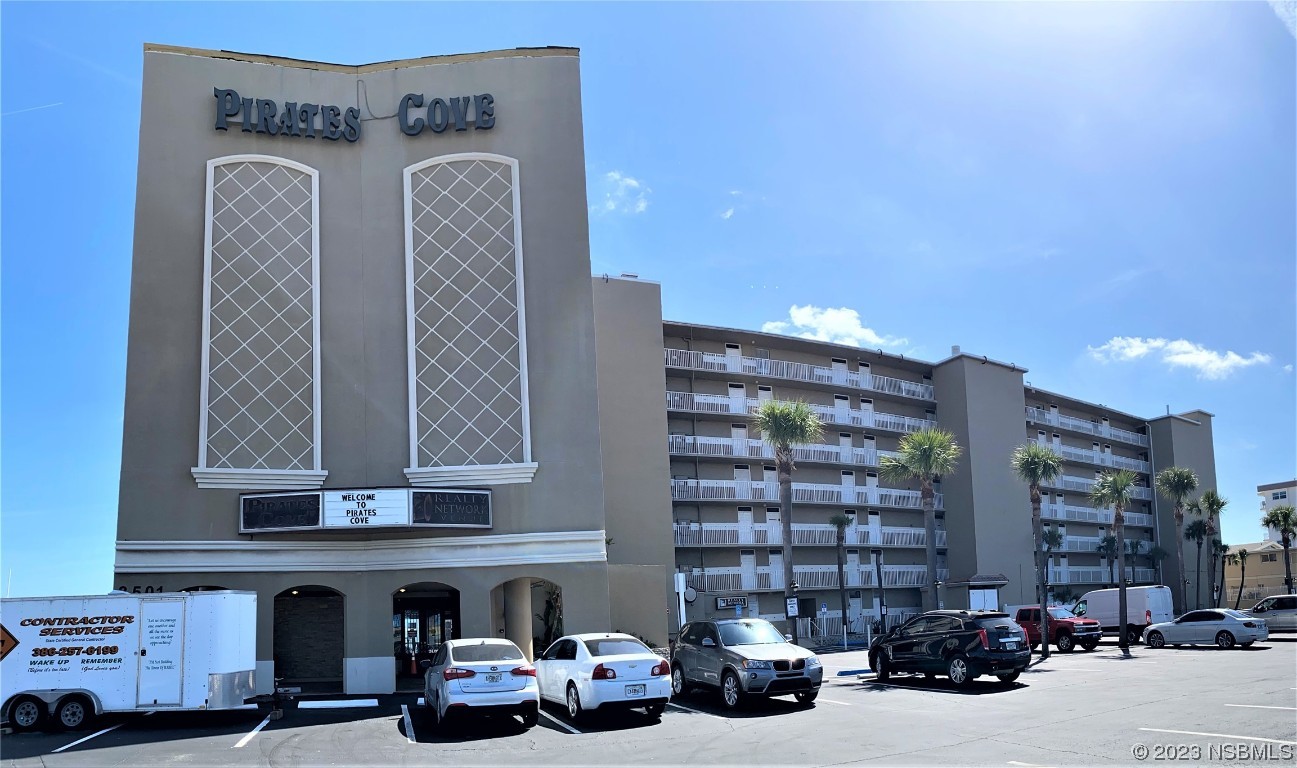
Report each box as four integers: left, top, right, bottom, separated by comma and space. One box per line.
1261, 505, 1297, 536
1011, 443, 1063, 486
1089, 469, 1139, 512
881, 428, 962, 484
1155, 466, 1200, 504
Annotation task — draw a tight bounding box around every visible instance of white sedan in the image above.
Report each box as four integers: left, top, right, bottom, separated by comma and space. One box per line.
536, 633, 671, 721
1143, 609, 1269, 649
421, 638, 539, 728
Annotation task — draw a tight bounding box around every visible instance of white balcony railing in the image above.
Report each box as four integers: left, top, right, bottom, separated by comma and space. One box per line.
1041, 474, 1153, 501
1051, 567, 1157, 585
1026, 407, 1150, 448
670, 479, 944, 510
672, 522, 947, 548
666, 391, 937, 435
1041, 504, 1155, 528
1040, 443, 1151, 475
664, 348, 935, 401
1062, 536, 1102, 553
667, 434, 899, 468
684, 565, 950, 593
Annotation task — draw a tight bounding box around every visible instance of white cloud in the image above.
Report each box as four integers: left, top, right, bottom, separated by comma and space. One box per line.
1270, 1, 1296, 38
591, 170, 651, 215
762, 305, 907, 348
1284, 364, 1294, 373
720, 207, 735, 220
1087, 336, 1272, 380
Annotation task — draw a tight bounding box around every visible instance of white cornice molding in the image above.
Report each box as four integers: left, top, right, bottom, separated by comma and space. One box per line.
191, 469, 329, 489
115, 530, 606, 573
404, 463, 538, 487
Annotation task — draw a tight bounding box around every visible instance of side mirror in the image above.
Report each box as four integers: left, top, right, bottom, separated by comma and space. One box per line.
784, 634, 793, 642
701, 637, 716, 647
419, 659, 432, 671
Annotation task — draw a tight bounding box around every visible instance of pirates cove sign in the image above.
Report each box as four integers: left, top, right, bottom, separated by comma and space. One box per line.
213, 87, 496, 144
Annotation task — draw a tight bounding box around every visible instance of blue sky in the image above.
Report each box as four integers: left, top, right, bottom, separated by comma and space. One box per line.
2, 2, 1293, 598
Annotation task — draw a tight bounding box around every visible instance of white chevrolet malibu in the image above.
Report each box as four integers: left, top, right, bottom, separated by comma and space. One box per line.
535, 633, 671, 721
1143, 608, 1269, 650
421, 639, 539, 729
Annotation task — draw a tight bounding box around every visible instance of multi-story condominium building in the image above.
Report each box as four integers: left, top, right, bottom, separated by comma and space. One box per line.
660, 324, 1218, 635
1258, 480, 1297, 544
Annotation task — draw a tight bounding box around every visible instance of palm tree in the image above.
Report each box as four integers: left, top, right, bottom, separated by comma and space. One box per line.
1155, 467, 1200, 614
1260, 505, 1297, 595
1096, 535, 1118, 587
829, 513, 852, 640
1184, 519, 1208, 610
1042, 527, 1064, 591
1125, 539, 1145, 583
754, 399, 824, 645
880, 428, 962, 611
1147, 545, 1169, 586
1011, 442, 1063, 659
1233, 548, 1250, 610
1201, 490, 1228, 607
1214, 542, 1231, 609
1090, 470, 1139, 651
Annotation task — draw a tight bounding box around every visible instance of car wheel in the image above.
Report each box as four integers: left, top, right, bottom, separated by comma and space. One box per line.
996, 671, 1020, 684
1146, 631, 1165, 649
1215, 631, 1236, 649
520, 707, 539, 728
671, 663, 690, 696
565, 683, 584, 722
8, 695, 45, 732
1126, 625, 1142, 645
873, 654, 890, 682
794, 690, 818, 705
644, 702, 666, 719
54, 696, 91, 731
947, 655, 972, 688
720, 671, 745, 710
1080, 640, 1099, 651
1056, 633, 1074, 653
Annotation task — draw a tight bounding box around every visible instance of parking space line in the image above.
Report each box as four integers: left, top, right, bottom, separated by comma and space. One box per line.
232, 713, 273, 749
538, 709, 581, 734
667, 702, 728, 719
298, 699, 379, 709
1138, 728, 1297, 745
816, 697, 853, 706
51, 723, 124, 754
401, 704, 416, 744
1224, 704, 1297, 710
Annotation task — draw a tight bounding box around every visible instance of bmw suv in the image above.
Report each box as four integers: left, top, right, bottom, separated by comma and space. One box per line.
869, 610, 1030, 687
671, 618, 823, 709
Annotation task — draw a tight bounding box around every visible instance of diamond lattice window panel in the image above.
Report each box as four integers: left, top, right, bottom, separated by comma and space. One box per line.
199, 157, 320, 473
405, 155, 530, 470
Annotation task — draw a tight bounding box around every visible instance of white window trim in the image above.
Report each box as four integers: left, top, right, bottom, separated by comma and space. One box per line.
402, 153, 533, 485
192, 155, 324, 490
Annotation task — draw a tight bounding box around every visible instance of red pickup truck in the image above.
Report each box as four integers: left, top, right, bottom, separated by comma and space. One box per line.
1014, 606, 1102, 652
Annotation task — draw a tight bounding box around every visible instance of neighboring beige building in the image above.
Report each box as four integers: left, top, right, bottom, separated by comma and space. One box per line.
1222, 540, 1291, 608
1259, 480, 1297, 543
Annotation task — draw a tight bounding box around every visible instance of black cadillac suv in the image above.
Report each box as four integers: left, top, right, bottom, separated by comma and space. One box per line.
868, 610, 1030, 687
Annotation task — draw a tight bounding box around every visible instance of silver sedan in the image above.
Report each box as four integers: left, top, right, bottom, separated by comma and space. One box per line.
1143, 609, 1269, 649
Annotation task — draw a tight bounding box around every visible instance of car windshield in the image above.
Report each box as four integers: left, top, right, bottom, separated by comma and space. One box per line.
1048, 608, 1077, 620
719, 620, 786, 646
584, 638, 650, 657
451, 643, 523, 662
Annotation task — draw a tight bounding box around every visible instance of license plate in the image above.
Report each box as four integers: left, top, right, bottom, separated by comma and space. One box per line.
485, 673, 502, 683
625, 684, 646, 697
1003, 641, 1019, 650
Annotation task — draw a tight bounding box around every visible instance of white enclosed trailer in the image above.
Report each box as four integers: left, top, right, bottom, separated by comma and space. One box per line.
1, 590, 256, 731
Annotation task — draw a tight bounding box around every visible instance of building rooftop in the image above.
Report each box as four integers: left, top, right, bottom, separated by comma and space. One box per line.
1257, 480, 1297, 492
143, 43, 579, 73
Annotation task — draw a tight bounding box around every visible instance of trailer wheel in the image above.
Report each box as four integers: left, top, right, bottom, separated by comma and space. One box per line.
8, 696, 46, 732
54, 695, 92, 731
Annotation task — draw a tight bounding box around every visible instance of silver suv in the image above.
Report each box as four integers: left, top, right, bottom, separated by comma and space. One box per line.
671, 618, 823, 709
1244, 595, 1297, 632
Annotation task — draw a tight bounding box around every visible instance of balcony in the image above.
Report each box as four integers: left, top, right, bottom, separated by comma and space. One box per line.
667, 391, 937, 435
1042, 474, 1153, 501
1041, 504, 1155, 529
1040, 443, 1150, 474
1061, 535, 1103, 553
671, 479, 944, 510
684, 565, 950, 592
668, 434, 899, 468
665, 348, 935, 401
1025, 407, 1150, 448
672, 521, 947, 548
1050, 566, 1157, 585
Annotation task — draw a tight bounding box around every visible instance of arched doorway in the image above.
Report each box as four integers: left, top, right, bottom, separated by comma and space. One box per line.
490, 578, 563, 661
393, 582, 459, 690
274, 585, 344, 693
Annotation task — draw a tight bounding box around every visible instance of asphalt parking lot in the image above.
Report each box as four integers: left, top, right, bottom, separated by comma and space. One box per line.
3, 637, 1294, 767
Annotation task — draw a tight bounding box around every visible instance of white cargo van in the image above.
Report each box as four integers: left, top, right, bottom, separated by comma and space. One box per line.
2, 591, 256, 731
1071, 586, 1174, 644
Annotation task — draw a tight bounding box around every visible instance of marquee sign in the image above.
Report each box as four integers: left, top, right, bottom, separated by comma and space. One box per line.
240, 489, 491, 532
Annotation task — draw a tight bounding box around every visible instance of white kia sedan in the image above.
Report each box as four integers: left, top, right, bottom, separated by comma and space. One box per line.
421, 638, 539, 728
1143, 609, 1269, 650
536, 633, 671, 721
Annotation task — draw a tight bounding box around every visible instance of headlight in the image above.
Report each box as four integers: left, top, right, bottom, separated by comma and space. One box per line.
805, 656, 822, 668
741, 659, 773, 669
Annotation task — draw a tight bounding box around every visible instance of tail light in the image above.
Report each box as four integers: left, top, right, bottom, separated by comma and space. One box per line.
977, 629, 990, 649
443, 667, 476, 681
592, 663, 617, 680
1145, 610, 1152, 624
651, 660, 670, 677
1243, 622, 1256, 628
511, 665, 537, 677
